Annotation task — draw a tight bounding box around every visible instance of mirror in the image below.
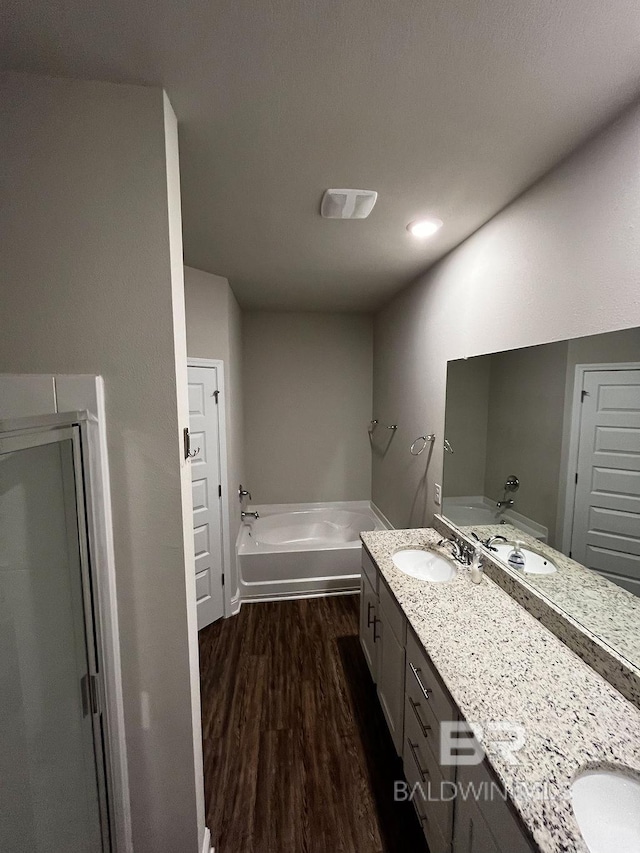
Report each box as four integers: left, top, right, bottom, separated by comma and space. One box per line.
443, 326, 640, 671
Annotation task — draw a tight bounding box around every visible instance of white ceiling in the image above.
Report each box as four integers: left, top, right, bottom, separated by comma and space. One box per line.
4, 0, 640, 311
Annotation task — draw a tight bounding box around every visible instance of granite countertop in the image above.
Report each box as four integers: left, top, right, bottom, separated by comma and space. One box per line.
360, 527, 640, 853
463, 522, 640, 669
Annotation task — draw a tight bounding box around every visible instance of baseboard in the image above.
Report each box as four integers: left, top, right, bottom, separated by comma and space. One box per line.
202, 826, 213, 853
241, 586, 360, 604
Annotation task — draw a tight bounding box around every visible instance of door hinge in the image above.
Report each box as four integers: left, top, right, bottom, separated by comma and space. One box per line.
221, 573, 225, 587
218, 484, 222, 498
575, 472, 578, 484
213, 389, 220, 403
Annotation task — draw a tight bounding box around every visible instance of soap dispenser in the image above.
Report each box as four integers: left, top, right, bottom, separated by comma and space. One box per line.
507, 540, 526, 571
470, 549, 483, 584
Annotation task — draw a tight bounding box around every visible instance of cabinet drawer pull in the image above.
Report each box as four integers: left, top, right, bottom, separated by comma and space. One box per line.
409, 662, 432, 701
409, 697, 431, 738
373, 616, 380, 642
407, 739, 429, 783
367, 601, 375, 627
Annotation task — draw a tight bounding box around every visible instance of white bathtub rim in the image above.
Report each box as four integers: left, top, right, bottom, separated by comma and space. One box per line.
244, 498, 377, 516
237, 500, 388, 555
236, 500, 391, 604
370, 501, 393, 531
442, 495, 548, 541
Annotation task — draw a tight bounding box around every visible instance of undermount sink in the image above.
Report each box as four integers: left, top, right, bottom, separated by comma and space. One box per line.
491, 541, 558, 574
392, 548, 457, 582
571, 769, 640, 853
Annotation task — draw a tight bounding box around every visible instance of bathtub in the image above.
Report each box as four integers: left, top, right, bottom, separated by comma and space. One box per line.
237, 501, 388, 601
442, 496, 548, 541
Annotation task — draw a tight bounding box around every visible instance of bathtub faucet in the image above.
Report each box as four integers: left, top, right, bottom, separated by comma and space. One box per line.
497, 474, 519, 509
241, 511, 260, 520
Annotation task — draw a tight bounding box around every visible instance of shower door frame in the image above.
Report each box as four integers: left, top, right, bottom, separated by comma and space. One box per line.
0, 411, 117, 851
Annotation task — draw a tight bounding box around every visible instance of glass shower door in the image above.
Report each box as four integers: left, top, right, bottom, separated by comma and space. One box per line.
0, 426, 110, 852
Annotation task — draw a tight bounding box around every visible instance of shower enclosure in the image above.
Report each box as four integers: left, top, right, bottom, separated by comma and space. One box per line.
1, 414, 113, 852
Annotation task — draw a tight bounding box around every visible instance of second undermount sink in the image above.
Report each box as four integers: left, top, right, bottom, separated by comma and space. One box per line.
571, 769, 640, 853
392, 548, 457, 582
491, 541, 558, 574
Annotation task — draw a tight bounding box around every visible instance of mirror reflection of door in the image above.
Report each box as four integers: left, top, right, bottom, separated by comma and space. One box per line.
570, 367, 640, 595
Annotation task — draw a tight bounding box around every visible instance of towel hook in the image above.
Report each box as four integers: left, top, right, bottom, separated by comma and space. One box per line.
410, 434, 436, 456
183, 427, 200, 460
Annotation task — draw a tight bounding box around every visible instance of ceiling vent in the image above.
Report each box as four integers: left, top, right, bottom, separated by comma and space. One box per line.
320, 188, 378, 219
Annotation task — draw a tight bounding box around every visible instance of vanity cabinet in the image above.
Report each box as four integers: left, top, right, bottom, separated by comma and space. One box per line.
404, 627, 456, 853
359, 569, 378, 678
453, 765, 535, 853
359, 547, 536, 853
359, 550, 406, 754
376, 582, 406, 754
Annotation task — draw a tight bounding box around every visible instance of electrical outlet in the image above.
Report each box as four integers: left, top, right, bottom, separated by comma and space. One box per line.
434, 483, 442, 506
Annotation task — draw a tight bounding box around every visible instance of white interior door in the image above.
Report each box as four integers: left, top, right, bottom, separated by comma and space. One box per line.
571, 368, 640, 595
188, 366, 225, 629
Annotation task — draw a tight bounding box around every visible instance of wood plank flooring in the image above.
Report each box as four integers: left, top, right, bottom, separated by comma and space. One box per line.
199, 594, 429, 853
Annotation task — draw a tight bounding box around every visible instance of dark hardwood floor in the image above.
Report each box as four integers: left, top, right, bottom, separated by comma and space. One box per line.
199, 594, 429, 853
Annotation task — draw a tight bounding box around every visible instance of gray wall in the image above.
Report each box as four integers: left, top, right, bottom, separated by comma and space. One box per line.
243, 312, 373, 504
443, 358, 491, 497
184, 265, 244, 599
373, 97, 640, 530
0, 73, 202, 853
484, 342, 568, 544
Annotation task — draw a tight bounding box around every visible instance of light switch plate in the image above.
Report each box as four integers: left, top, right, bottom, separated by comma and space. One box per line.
434, 483, 442, 505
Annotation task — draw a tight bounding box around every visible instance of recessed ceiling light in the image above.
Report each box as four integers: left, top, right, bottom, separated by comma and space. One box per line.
407, 218, 443, 239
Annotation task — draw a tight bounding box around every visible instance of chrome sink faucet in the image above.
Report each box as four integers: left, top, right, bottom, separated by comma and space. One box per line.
438, 537, 474, 566
472, 532, 508, 552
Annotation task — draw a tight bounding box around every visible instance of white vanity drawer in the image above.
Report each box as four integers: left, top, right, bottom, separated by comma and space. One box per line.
361, 547, 378, 595
404, 701, 452, 853
403, 672, 457, 782
456, 763, 535, 853
378, 577, 406, 645
406, 630, 457, 731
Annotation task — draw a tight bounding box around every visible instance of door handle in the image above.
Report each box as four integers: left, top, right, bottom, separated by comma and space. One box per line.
367, 601, 375, 627
409, 663, 432, 701
409, 697, 431, 738
407, 739, 429, 783
372, 616, 380, 642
